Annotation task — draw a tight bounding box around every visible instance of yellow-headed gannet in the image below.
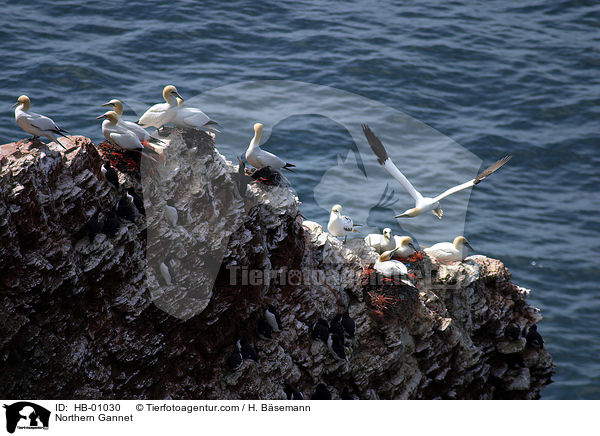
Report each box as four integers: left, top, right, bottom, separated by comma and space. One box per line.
137, 85, 183, 129
393, 235, 417, 257
245, 123, 295, 171
97, 111, 160, 161
362, 124, 511, 219
172, 97, 220, 131
424, 236, 473, 263
365, 228, 396, 254
327, 204, 359, 243
374, 247, 410, 281
13, 95, 69, 149
101, 99, 164, 146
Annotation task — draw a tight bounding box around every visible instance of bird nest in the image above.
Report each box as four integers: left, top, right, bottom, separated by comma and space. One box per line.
97, 141, 141, 178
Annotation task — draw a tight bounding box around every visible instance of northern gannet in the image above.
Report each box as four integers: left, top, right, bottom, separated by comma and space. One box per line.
327, 204, 359, 243
424, 236, 473, 263
365, 228, 396, 253
245, 123, 295, 171
97, 111, 160, 161
374, 247, 409, 279
362, 124, 511, 219
13, 95, 69, 149
101, 99, 165, 146
172, 97, 220, 131
392, 236, 417, 258
137, 85, 183, 129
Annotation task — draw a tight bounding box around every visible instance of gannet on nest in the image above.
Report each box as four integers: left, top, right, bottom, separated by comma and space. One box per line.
245, 123, 295, 172
424, 236, 473, 263
97, 111, 161, 162
101, 99, 165, 146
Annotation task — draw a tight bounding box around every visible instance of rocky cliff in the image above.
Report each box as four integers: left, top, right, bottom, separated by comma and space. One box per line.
0, 131, 553, 399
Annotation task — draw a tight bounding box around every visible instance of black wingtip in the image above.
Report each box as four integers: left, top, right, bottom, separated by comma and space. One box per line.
361, 124, 388, 165
474, 155, 512, 184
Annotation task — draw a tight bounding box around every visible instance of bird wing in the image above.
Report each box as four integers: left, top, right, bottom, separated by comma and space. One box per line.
108, 130, 143, 151
138, 103, 169, 126
255, 149, 286, 169
28, 111, 65, 134
180, 108, 210, 127
431, 155, 511, 203
362, 124, 423, 202
342, 216, 354, 232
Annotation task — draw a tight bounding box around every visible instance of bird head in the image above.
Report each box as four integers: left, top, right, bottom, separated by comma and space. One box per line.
398, 236, 416, 251
331, 204, 343, 214
454, 236, 473, 251
379, 246, 400, 262
96, 111, 119, 123
163, 85, 183, 102
395, 207, 421, 218
13, 95, 30, 110
101, 99, 123, 116
382, 228, 392, 240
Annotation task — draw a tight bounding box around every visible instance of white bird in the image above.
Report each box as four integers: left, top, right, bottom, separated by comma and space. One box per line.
137, 85, 183, 129
424, 236, 473, 263
172, 97, 220, 131
97, 111, 160, 161
365, 228, 396, 254
159, 256, 174, 286
245, 123, 295, 171
362, 124, 511, 219
327, 204, 359, 243
101, 99, 165, 146
374, 247, 411, 283
392, 236, 418, 258
165, 199, 178, 226
13, 95, 69, 149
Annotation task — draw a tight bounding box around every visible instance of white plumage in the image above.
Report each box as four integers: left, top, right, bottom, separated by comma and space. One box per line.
365, 228, 396, 254
137, 85, 183, 129
172, 98, 219, 131
101, 99, 163, 144
245, 123, 294, 171
13, 95, 69, 149
392, 235, 417, 257
424, 236, 473, 263
327, 204, 357, 243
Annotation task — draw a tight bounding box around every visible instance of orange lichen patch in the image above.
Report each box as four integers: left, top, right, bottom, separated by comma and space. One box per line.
97, 141, 141, 177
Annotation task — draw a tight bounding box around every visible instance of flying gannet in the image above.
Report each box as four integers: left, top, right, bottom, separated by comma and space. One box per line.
365, 228, 396, 254
172, 97, 220, 131
97, 111, 160, 161
245, 123, 295, 171
13, 95, 69, 149
362, 124, 511, 219
327, 204, 359, 243
101, 99, 165, 146
137, 85, 183, 129
424, 236, 473, 263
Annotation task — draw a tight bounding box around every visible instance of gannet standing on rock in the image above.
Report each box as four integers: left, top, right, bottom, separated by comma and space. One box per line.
327, 204, 359, 244
362, 124, 511, 219
424, 236, 473, 263
101, 99, 164, 146
97, 111, 161, 161
365, 228, 396, 254
13, 95, 69, 149
136, 85, 183, 130
392, 236, 417, 258
172, 97, 220, 131
245, 123, 295, 171
374, 247, 410, 282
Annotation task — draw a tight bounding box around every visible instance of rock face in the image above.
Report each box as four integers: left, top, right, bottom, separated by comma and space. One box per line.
0, 132, 553, 399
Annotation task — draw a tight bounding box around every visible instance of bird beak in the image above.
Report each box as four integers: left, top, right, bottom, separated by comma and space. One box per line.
95, 114, 105, 119
395, 213, 407, 218
12, 102, 18, 108
101, 102, 112, 107
465, 242, 474, 251
174, 92, 184, 101
409, 243, 417, 251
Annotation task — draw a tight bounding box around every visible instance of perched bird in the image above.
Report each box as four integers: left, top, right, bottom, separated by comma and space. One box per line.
340, 386, 355, 400
117, 195, 136, 222
424, 236, 473, 263
312, 318, 329, 343
264, 305, 282, 333
256, 317, 273, 340
101, 99, 165, 145
327, 333, 347, 361
365, 228, 396, 254
392, 236, 418, 258
165, 199, 178, 226
97, 111, 161, 161
312, 383, 331, 400
101, 160, 119, 188
232, 158, 252, 197
13, 95, 69, 149
328, 204, 360, 243
225, 343, 243, 371
85, 210, 102, 243
284, 384, 304, 400
101, 209, 120, 237
137, 85, 183, 129
238, 337, 258, 361
159, 256, 175, 286
374, 247, 409, 280
340, 312, 356, 338
362, 124, 511, 219
245, 123, 295, 171
525, 325, 544, 349
126, 187, 145, 216
504, 322, 521, 342
172, 97, 220, 131
329, 316, 345, 339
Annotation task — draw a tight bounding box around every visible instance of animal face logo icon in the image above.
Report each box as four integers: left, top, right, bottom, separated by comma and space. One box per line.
3, 402, 50, 433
